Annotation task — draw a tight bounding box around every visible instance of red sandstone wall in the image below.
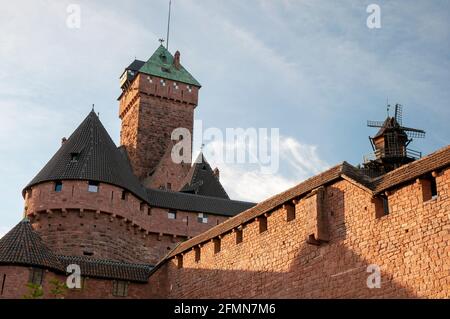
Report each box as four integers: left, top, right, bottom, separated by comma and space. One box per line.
148, 167, 450, 298
25, 181, 228, 264
119, 73, 198, 181
0, 266, 153, 299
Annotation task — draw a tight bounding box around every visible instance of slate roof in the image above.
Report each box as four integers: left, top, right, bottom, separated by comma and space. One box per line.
0, 219, 64, 272
24, 111, 149, 201
57, 255, 153, 283
180, 153, 229, 199
147, 188, 254, 216
138, 45, 201, 87
0, 219, 154, 282
23, 111, 255, 216
126, 59, 145, 72
156, 145, 450, 263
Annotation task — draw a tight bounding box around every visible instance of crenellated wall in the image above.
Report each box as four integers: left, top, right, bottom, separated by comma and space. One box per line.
148, 167, 450, 298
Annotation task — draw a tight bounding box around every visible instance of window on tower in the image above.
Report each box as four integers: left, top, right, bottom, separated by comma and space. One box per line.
168, 210, 177, 220
88, 181, 99, 193
186, 85, 192, 93
54, 181, 63, 192
160, 79, 166, 86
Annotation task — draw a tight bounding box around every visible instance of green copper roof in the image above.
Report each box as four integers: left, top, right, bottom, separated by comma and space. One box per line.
139, 45, 201, 87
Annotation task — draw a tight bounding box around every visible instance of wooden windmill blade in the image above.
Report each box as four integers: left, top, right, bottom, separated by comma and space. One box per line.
367, 120, 385, 128
400, 126, 426, 139
394, 104, 403, 126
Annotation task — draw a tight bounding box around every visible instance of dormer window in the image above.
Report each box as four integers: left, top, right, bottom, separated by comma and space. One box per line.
161, 67, 171, 73
71, 152, 80, 162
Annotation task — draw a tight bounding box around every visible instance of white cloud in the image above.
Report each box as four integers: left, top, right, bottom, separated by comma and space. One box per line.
201, 135, 329, 203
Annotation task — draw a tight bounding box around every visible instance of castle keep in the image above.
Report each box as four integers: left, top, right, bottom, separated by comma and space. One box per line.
0, 44, 448, 299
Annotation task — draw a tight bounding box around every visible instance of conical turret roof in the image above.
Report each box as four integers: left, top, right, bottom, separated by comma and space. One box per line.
0, 219, 63, 271
24, 111, 147, 200
180, 152, 229, 199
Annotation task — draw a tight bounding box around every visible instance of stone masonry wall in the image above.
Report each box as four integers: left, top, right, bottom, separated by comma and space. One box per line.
119, 73, 198, 181
25, 181, 228, 264
148, 167, 450, 298
0, 265, 152, 299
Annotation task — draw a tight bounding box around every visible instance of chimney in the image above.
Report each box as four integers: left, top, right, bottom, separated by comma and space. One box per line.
61, 137, 67, 145
213, 167, 220, 180
173, 50, 181, 69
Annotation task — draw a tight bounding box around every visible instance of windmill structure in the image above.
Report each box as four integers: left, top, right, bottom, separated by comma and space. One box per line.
363, 103, 425, 174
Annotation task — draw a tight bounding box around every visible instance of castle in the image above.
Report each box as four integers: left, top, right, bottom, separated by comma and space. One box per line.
0, 44, 448, 299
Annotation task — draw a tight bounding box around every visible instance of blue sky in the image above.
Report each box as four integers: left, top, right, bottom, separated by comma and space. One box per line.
0, 0, 449, 236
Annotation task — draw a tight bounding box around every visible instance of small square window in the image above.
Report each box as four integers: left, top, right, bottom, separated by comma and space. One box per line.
88, 181, 99, 193
147, 76, 153, 83
54, 181, 63, 192
197, 213, 208, 224
186, 85, 192, 93
160, 79, 166, 86
121, 191, 128, 200
112, 280, 128, 297
168, 210, 177, 220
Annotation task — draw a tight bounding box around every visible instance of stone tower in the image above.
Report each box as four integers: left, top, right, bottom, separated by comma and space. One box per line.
118, 45, 201, 184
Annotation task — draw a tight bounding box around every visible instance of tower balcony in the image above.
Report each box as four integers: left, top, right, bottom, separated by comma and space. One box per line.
363, 148, 422, 164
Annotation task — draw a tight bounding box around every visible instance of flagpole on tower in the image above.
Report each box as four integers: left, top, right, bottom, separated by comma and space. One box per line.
166, 0, 172, 50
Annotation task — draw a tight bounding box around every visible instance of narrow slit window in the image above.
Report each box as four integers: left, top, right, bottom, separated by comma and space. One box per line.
236, 229, 243, 244
1, 274, 6, 295
214, 238, 221, 254
430, 177, 438, 199
177, 255, 183, 269
259, 216, 268, 233
194, 246, 201, 262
